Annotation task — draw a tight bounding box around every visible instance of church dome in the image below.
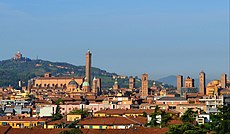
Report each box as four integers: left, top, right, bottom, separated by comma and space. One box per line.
83, 81, 90, 87
68, 79, 78, 87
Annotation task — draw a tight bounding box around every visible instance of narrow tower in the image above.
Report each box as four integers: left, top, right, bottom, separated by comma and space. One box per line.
141, 73, 148, 98
221, 74, 227, 89
85, 50, 92, 88
177, 75, 183, 93
199, 70, 206, 95
129, 76, 135, 89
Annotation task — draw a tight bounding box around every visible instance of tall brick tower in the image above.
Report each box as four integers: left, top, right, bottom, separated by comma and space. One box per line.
86, 50, 92, 87
199, 70, 206, 95
221, 74, 227, 89
129, 76, 135, 89
177, 75, 183, 93
141, 73, 148, 98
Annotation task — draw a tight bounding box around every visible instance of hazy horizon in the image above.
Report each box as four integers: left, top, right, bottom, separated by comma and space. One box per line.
0, 0, 229, 80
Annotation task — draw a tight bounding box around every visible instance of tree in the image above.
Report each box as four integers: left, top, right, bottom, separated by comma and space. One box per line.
59, 128, 82, 134
142, 112, 147, 117
181, 108, 197, 124
167, 123, 207, 134
51, 98, 63, 121
69, 110, 88, 118
210, 105, 230, 134
147, 105, 171, 128
160, 110, 171, 127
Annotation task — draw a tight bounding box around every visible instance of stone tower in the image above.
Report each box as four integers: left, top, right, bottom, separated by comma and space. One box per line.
177, 75, 183, 93
129, 76, 135, 89
113, 79, 119, 90
92, 77, 101, 96
199, 71, 206, 95
85, 50, 92, 87
141, 73, 148, 98
221, 74, 227, 89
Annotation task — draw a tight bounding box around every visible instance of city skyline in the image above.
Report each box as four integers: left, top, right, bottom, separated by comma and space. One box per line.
0, 0, 229, 80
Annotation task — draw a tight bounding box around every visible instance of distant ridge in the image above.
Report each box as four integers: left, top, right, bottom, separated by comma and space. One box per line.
0, 58, 117, 88
157, 75, 177, 87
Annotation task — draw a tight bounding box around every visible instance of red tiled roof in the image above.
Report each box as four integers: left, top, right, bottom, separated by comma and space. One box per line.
95, 109, 154, 115
78, 117, 145, 125
80, 127, 168, 134
6, 128, 69, 134
0, 116, 47, 122
0, 126, 11, 134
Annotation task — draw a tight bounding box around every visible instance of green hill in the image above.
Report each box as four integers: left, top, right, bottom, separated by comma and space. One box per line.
0, 58, 118, 89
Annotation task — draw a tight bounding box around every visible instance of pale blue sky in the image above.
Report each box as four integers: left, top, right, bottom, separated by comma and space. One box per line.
0, 0, 229, 80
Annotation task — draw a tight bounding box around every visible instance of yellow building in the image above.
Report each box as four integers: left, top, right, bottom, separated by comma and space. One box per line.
0, 116, 47, 128
206, 80, 221, 96
67, 114, 82, 121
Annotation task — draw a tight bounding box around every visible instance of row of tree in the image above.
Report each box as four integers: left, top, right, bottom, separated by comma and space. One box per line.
167, 105, 230, 134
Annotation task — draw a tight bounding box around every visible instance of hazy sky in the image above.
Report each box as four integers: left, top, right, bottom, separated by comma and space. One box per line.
0, 0, 229, 80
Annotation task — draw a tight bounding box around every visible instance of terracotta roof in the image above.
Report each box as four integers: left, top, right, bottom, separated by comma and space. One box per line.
36, 76, 83, 80
95, 109, 154, 115
158, 97, 186, 101
80, 127, 168, 134
127, 116, 147, 124
0, 116, 47, 122
47, 119, 68, 125
78, 117, 145, 125
96, 96, 107, 101
6, 128, 69, 134
0, 126, 11, 134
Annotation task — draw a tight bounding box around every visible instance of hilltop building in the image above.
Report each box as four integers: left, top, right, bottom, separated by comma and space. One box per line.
13, 51, 22, 60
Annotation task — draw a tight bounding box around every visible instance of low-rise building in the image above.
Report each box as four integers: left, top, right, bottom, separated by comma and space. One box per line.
175, 104, 206, 116
94, 109, 153, 117
0, 116, 47, 128
199, 95, 223, 113
156, 97, 188, 109
67, 113, 82, 122
77, 116, 146, 129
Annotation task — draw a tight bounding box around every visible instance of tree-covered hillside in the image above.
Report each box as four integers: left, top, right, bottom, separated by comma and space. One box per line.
0, 58, 117, 88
